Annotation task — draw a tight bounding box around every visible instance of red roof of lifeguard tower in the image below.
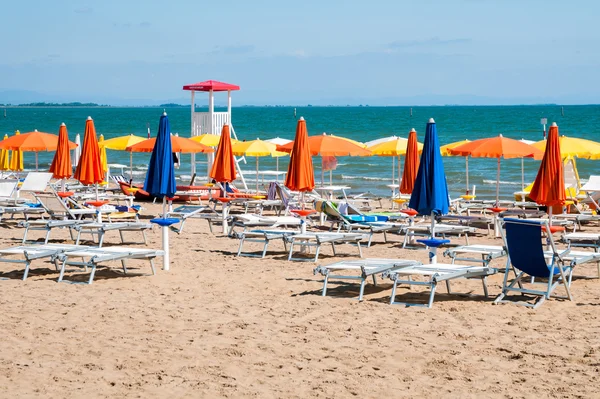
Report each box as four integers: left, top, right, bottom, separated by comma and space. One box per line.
182, 80, 240, 92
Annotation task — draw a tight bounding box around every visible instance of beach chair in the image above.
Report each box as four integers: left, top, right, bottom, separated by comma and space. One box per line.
229, 213, 302, 235
495, 218, 600, 308
285, 231, 366, 262
401, 222, 476, 248
314, 259, 421, 300
234, 229, 298, 258
167, 204, 221, 234
56, 246, 164, 284
0, 244, 87, 280
73, 221, 153, 247
382, 262, 498, 308
443, 244, 507, 266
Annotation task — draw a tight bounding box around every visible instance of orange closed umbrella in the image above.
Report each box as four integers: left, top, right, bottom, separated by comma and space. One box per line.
74, 117, 104, 186
400, 128, 420, 194
285, 117, 315, 193
210, 124, 237, 184
529, 122, 565, 211
49, 123, 73, 181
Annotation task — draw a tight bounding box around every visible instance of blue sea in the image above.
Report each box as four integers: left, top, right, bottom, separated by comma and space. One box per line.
1, 105, 599, 200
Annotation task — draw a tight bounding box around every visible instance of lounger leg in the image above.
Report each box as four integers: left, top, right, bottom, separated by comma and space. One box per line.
287, 240, 294, 261
482, 276, 489, 297
22, 227, 29, 244
261, 241, 269, 258
88, 265, 97, 284
389, 278, 398, 305
465, 233, 470, 245
236, 237, 245, 257
358, 278, 367, 301
322, 271, 329, 296
357, 242, 363, 258
557, 266, 573, 301
367, 233, 373, 248
119, 229, 125, 244
383, 230, 388, 243
22, 261, 31, 281
372, 274, 377, 286
331, 243, 336, 256
44, 229, 51, 244
445, 280, 452, 294
313, 245, 321, 262
149, 259, 156, 275
58, 259, 67, 282
98, 231, 105, 248
121, 259, 128, 274
427, 282, 437, 308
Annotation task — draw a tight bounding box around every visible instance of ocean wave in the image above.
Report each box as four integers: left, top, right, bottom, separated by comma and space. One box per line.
341, 174, 388, 181
482, 179, 522, 186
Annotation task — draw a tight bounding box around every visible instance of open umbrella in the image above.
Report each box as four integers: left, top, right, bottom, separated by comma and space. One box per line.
74, 117, 105, 200
144, 112, 178, 271
191, 133, 238, 147
100, 134, 146, 182
449, 134, 543, 205
440, 139, 473, 195
129, 136, 213, 153
0, 129, 78, 171
369, 131, 423, 189
265, 137, 292, 172
529, 122, 566, 220
0, 134, 10, 171
231, 139, 287, 193
533, 135, 600, 159
400, 128, 420, 194
9, 130, 24, 172
285, 117, 315, 205
49, 123, 73, 191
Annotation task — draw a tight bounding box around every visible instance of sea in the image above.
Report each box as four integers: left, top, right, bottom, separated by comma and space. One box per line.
1, 105, 600, 201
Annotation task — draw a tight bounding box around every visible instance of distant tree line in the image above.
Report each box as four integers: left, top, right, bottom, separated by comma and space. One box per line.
14, 102, 106, 107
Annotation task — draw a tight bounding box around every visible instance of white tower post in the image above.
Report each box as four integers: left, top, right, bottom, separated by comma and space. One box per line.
190, 90, 196, 176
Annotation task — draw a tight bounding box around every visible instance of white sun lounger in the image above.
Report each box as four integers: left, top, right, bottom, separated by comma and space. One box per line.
73, 222, 153, 247
56, 246, 165, 284
229, 214, 301, 234
167, 205, 219, 234
234, 229, 298, 258
314, 258, 422, 300
0, 244, 88, 280
285, 232, 366, 262
562, 232, 600, 252
443, 244, 507, 266
382, 263, 498, 308
402, 223, 476, 248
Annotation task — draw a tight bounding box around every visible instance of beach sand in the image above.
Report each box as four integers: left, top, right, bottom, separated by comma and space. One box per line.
1, 199, 599, 398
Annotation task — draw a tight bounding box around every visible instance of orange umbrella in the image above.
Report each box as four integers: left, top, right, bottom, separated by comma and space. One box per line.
74, 117, 104, 186
277, 133, 371, 156
285, 117, 315, 192
449, 134, 543, 205
400, 128, 420, 194
0, 129, 78, 171
49, 123, 72, 183
209, 124, 237, 183
126, 136, 214, 153
529, 122, 565, 211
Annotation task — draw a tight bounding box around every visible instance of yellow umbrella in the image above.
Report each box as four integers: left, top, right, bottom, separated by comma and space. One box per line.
9, 130, 24, 172
232, 139, 287, 193
367, 132, 424, 188
99, 134, 145, 182
0, 134, 10, 171
533, 135, 600, 159
441, 139, 472, 195
98, 134, 109, 178
192, 133, 239, 147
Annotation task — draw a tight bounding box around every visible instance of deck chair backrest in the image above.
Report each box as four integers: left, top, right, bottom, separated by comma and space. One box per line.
581, 175, 600, 192
33, 192, 77, 219
0, 180, 18, 198
20, 172, 53, 192
502, 218, 551, 278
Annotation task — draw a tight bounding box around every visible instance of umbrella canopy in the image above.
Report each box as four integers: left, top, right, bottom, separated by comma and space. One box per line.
49, 123, 72, 179
144, 112, 176, 198
409, 119, 449, 216
0, 129, 77, 151
400, 129, 420, 194
368, 136, 423, 156
449, 134, 543, 204
532, 135, 600, 159
364, 135, 400, 148
99, 134, 108, 175
9, 130, 23, 172
529, 123, 566, 207
232, 139, 287, 193
191, 133, 238, 147
440, 139, 470, 156
265, 137, 292, 146
0, 134, 10, 171
100, 134, 146, 150
285, 117, 315, 192
74, 117, 105, 186
209, 124, 237, 183
277, 133, 371, 156
127, 136, 214, 153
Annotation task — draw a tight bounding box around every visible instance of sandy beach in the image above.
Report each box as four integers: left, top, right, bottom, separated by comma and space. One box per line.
1, 200, 599, 398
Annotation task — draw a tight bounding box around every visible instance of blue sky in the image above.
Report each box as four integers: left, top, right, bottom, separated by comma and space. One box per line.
1, 0, 599, 105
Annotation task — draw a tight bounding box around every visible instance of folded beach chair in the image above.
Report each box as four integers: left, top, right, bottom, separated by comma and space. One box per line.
0, 244, 87, 280
56, 246, 164, 284
314, 259, 421, 300
285, 231, 366, 262
495, 218, 600, 308
382, 262, 498, 308
234, 229, 298, 258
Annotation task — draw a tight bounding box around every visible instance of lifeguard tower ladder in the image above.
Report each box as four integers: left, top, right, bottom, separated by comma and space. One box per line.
182, 80, 247, 189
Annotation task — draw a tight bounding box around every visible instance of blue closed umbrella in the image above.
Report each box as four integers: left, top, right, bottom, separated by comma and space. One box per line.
145, 112, 178, 271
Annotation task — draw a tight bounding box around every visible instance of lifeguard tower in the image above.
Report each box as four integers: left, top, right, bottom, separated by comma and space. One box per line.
182, 80, 247, 189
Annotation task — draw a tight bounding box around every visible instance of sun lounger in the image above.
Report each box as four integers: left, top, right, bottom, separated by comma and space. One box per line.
73, 222, 153, 247
167, 205, 220, 234
314, 259, 421, 300
229, 214, 301, 235
401, 223, 476, 248
56, 246, 164, 284
443, 244, 507, 266
382, 262, 498, 308
0, 244, 87, 280
562, 232, 600, 252
285, 232, 366, 262
234, 229, 298, 258
495, 218, 600, 308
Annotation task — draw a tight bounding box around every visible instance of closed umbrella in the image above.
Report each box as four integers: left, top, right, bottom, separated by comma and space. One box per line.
285, 117, 315, 216
144, 112, 178, 271
9, 130, 24, 172
409, 118, 449, 257
0, 134, 10, 171
400, 129, 420, 194
210, 124, 237, 234
74, 117, 105, 200
529, 122, 566, 220
49, 123, 73, 191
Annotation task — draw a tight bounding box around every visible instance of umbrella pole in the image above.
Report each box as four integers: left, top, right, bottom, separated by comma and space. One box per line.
162, 196, 170, 271
521, 158, 525, 190
466, 157, 469, 194
398, 155, 402, 187
329, 170, 332, 186
129, 152, 133, 184
61, 178, 65, 192
429, 211, 438, 263
321, 158, 324, 187
391, 157, 395, 188
256, 157, 259, 194
35, 152, 39, 172
496, 158, 501, 207
276, 157, 279, 173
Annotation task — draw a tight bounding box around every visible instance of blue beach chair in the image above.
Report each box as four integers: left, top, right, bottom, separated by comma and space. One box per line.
495, 218, 597, 308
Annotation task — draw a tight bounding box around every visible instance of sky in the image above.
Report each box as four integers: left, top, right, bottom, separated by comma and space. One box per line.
1, 0, 599, 106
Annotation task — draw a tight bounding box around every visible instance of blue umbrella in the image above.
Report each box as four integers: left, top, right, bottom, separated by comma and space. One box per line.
145, 112, 178, 271
409, 118, 449, 258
